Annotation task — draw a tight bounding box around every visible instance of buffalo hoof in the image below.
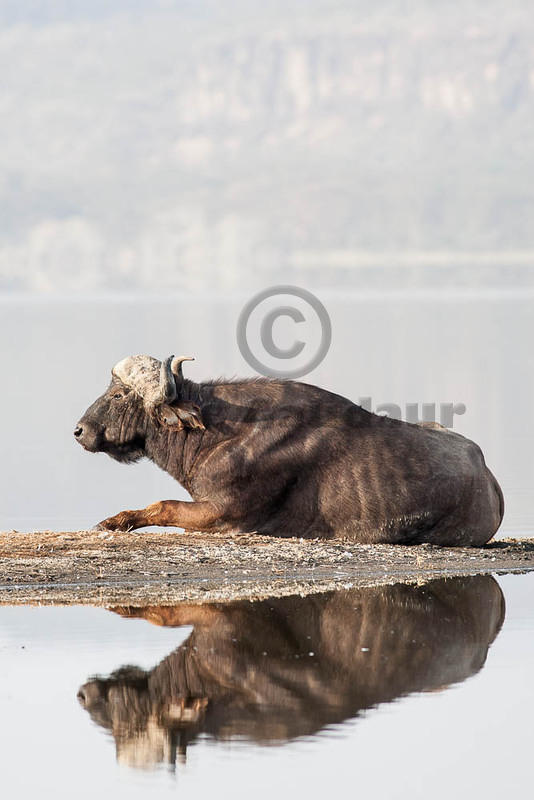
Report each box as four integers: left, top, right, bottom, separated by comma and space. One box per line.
93, 514, 135, 532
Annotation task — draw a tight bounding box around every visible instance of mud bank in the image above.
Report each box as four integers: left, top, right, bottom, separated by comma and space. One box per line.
0, 530, 533, 606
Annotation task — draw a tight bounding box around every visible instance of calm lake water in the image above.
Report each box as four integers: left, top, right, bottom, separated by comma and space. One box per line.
1, 571, 533, 799
1, 290, 533, 536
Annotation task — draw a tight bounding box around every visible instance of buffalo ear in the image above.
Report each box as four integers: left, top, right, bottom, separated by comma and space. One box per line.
158, 405, 183, 428
157, 402, 205, 430
176, 402, 205, 430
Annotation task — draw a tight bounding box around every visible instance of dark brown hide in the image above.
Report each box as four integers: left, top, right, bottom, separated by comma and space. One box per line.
75, 364, 504, 543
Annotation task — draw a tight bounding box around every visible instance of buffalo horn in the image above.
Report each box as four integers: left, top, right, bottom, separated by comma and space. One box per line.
112, 355, 174, 410
171, 356, 195, 379
158, 356, 178, 405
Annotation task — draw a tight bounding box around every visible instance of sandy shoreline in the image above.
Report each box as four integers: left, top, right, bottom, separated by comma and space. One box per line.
0, 530, 532, 606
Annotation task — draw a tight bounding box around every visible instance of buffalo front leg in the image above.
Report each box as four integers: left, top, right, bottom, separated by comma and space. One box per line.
93, 500, 222, 533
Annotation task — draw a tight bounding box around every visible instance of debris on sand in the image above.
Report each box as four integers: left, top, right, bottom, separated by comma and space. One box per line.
0, 530, 532, 606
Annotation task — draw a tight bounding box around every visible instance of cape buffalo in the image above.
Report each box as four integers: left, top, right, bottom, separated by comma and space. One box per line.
77, 576, 505, 768
74, 354, 503, 543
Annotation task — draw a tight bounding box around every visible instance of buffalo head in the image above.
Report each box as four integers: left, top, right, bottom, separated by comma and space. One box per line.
74, 354, 204, 463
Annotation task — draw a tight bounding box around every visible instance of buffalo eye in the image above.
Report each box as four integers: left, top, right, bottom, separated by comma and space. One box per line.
112, 391, 124, 400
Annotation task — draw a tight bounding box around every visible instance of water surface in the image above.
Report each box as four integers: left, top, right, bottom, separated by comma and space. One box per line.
1, 571, 533, 798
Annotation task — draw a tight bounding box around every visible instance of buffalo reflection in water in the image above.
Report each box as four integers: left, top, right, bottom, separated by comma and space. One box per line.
78, 575, 504, 768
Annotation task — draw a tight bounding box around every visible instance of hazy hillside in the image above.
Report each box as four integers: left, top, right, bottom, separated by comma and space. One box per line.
1, 0, 533, 292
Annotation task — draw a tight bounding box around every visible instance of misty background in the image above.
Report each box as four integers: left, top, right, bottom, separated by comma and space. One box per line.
0, 1, 533, 533
1, 0, 534, 293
